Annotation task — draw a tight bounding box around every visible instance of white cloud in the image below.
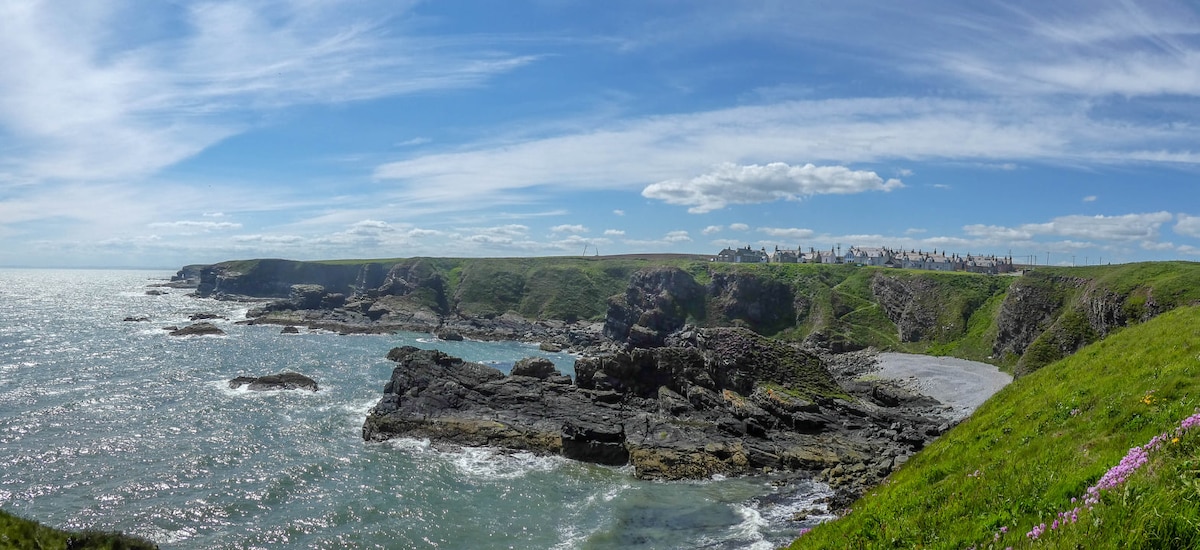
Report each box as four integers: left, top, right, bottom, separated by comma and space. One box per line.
1083, 195, 1098, 203
147, 220, 242, 231
374, 95, 1199, 209
0, 2, 537, 183
702, 225, 723, 235
962, 224, 1035, 241
603, 229, 625, 236
397, 137, 432, 147
642, 162, 904, 213
729, 223, 749, 231
232, 234, 304, 244
550, 224, 589, 234
664, 230, 692, 243
1175, 214, 1200, 238
759, 227, 816, 240
905, 228, 927, 235
964, 212, 1173, 243
613, 209, 625, 216
1024, 212, 1173, 241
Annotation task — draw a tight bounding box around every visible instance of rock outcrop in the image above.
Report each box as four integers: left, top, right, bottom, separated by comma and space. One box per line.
603, 267, 705, 347
363, 328, 949, 490
229, 372, 319, 392
169, 322, 225, 337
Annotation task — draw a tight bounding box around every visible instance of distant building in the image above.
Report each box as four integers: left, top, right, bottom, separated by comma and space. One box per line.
717, 243, 1016, 274
715, 246, 769, 263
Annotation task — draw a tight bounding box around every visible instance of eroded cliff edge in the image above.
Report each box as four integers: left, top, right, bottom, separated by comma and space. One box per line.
176, 258, 1200, 373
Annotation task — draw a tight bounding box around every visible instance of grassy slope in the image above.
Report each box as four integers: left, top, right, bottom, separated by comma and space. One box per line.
790, 306, 1200, 549
0, 509, 157, 549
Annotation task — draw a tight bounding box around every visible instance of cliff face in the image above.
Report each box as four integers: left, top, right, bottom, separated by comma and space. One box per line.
603, 267, 705, 347
194, 259, 388, 298
181, 257, 1200, 369
993, 264, 1200, 376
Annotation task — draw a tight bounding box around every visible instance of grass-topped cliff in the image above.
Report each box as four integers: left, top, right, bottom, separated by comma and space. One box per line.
186, 258, 1200, 373
790, 305, 1200, 549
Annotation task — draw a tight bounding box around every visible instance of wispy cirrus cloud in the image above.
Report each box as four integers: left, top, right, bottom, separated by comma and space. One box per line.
0, 1, 537, 183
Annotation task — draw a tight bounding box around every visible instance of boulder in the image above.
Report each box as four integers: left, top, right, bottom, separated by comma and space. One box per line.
123, 316, 150, 322
511, 357, 559, 379
281, 326, 300, 334
435, 328, 464, 341
169, 322, 225, 337
229, 372, 319, 392
189, 313, 222, 321
538, 342, 563, 352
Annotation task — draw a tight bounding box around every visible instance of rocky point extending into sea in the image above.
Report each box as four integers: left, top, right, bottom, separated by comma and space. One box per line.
170, 258, 1014, 505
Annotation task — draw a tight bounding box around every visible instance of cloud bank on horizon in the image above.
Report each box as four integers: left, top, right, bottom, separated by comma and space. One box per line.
1, 0, 1198, 267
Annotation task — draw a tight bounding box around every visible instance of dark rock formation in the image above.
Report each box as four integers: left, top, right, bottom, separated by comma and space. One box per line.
229, 372, 319, 391
145, 289, 167, 296
188, 313, 222, 321
603, 267, 705, 347
435, 328, 463, 341
281, 326, 300, 334
123, 316, 150, 322
870, 274, 941, 342
168, 322, 225, 337
364, 328, 948, 490
511, 357, 560, 379
706, 271, 796, 334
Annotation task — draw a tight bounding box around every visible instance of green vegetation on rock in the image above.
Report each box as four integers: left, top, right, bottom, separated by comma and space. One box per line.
790, 306, 1200, 549
0, 509, 157, 549
195, 258, 1199, 371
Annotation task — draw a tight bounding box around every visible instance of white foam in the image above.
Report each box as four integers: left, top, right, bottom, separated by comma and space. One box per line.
728, 504, 772, 550
384, 437, 433, 453
448, 447, 564, 480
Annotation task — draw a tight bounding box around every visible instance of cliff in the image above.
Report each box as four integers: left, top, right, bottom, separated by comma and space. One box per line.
177, 258, 1200, 371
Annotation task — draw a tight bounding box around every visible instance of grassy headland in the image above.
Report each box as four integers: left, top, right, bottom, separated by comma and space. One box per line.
195, 257, 1200, 373
789, 305, 1200, 549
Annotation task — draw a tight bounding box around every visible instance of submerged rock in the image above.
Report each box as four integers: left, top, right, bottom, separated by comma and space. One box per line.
169, 322, 225, 337
229, 372, 319, 392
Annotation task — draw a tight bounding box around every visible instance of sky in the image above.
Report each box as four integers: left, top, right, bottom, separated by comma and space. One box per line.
1, 0, 1199, 269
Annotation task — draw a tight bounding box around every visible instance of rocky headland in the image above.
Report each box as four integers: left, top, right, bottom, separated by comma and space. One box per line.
167, 257, 1199, 504
362, 327, 954, 497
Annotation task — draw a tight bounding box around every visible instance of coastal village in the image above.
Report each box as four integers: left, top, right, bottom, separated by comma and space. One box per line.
714, 245, 1016, 275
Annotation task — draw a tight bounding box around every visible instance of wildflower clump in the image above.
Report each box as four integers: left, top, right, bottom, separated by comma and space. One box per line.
1023, 409, 1200, 544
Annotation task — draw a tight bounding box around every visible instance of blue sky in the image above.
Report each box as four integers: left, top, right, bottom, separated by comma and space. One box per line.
1, 0, 1199, 268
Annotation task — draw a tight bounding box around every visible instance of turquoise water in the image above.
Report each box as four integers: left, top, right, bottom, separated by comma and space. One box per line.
0, 269, 831, 549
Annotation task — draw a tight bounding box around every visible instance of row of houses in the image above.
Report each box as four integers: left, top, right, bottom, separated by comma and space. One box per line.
714, 245, 1016, 274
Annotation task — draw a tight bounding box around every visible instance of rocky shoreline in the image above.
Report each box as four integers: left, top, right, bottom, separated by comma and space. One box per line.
361, 328, 958, 501
169, 265, 983, 507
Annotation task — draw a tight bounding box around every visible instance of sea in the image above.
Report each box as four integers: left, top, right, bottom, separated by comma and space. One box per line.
0, 269, 833, 549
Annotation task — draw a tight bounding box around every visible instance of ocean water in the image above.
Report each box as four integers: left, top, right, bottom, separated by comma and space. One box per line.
0, 269, 832, 549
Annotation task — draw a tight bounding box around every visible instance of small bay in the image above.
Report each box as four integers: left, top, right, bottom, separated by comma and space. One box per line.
0, 269, 831, 549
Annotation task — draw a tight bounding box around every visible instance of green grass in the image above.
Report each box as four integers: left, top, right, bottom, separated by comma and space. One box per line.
790, 305, 1200, 549
0, 509, 157, 549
